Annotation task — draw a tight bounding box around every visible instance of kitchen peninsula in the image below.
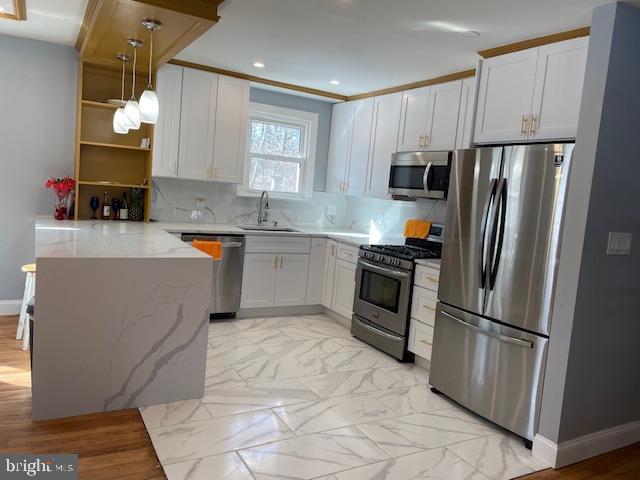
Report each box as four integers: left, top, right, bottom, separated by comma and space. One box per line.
32, 217, 213, 420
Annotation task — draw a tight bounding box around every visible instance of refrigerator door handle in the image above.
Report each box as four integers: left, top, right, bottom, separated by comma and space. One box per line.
489, 178, 508, 289
478, 179, 498, 288
440, 311, 534, 348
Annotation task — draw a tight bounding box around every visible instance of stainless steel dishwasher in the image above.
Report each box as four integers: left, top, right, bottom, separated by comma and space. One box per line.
181, 233, 245, 318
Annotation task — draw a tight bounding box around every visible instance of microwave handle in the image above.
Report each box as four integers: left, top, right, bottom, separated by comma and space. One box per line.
423, 162, 433, 194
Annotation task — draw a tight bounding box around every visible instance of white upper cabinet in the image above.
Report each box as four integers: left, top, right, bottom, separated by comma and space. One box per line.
326, 102, 353, 194
397, 86, 430, 152
212, 75, 250, 183
366, 92, 402, 199
474, 37, 589, 144
456, 77, 476, 149
152, 64, 183, 177
474, 49, 539, 144
529, 37, 589, 141
178, 68, 218, 180
346, 98, 374, 196
424, 80, 462, 150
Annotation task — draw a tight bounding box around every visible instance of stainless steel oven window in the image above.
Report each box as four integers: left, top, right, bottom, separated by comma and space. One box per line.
359, 269, 402, 313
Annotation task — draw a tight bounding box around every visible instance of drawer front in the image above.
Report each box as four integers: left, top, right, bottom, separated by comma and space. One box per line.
408, 319, 434, 360
411, 285, 437, 326
336, 242, 360, 264
245, 235, 311, 254
414, 264, 440, 292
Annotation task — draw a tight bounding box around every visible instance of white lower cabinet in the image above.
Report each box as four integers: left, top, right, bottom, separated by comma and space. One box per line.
331, 259, 357, 319
408, 261, 441, 361
241, 253, 309, 308
307, 238, 327, 305
275, 254, 310, 306
240, 254, 278, 308
321, 240, 338, 308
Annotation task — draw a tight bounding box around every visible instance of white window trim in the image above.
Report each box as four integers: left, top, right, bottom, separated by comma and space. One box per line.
236, 102, 318, 200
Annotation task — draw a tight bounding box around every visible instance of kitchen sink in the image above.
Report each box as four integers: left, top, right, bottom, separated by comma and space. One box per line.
239, 226, 300, 233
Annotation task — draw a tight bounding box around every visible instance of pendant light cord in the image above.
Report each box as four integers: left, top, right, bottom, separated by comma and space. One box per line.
120, 60, 126, 101
147, 28, 153, 89
131, 46, 137, 100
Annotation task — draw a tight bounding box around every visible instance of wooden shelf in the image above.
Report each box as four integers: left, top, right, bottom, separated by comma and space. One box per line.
78, 181, 150, 189
81, 100, 120, 110
80, 141, 150, 151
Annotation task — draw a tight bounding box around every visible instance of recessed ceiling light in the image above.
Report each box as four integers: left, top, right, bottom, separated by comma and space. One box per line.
253, 62, 265, 69
461, 30, 480, 38
330, 80, 340, 85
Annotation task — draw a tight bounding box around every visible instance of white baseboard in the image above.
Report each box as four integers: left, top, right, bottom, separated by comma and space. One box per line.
533, 421, 640, 468
0, 300, 21, 316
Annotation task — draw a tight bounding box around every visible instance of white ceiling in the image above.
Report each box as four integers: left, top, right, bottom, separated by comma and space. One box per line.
0, 0, 87, 46
176, 0, 613, 96
0, 0, 634, 98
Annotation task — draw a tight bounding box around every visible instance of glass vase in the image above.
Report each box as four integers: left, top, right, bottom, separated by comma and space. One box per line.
54, 193, 69, 220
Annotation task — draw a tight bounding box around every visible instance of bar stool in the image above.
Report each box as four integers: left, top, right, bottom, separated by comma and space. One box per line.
17, 263, 35, 351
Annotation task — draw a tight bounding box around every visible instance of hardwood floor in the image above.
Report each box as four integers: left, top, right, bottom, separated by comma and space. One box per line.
0, 316, 165, 479
0, 314, 638, 480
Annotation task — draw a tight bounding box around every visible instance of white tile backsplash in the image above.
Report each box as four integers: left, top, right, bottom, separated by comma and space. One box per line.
151, 178, 446, 237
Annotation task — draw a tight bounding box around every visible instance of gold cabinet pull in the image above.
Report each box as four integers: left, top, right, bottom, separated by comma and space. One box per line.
520, 114, 529, 136
419, 339, 432, 346
424, 135, 430, 147
279, 256, 284, 269
419, 135, 424, 148
423, 304, 436, 312
529, 114, 537, 135
274, 256, 278, 269
427, 276, 439, 283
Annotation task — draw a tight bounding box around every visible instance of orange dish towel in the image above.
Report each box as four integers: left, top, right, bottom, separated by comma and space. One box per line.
403, 219, 432, 239
192, 240, 223, 261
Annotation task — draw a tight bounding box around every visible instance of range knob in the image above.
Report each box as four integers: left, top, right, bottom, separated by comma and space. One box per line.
393, 259, 400, 266
376, 255, 384, 262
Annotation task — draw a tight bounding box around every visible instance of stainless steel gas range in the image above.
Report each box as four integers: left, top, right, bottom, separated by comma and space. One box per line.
351, 225, 444, 361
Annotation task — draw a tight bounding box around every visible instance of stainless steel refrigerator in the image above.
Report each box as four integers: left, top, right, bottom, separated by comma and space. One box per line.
430, 143, 573, 443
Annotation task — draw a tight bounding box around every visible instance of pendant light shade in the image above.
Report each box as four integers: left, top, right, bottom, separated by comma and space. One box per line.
124, 100, 141, 129
113, 53, 130, 134
139, 89, 159, 124
140, 19, 162, 124
124, 38, 144, 130
113, 107, 129, 134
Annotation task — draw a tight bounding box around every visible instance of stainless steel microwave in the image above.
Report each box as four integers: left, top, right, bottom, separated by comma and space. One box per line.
389, 151, 452, 200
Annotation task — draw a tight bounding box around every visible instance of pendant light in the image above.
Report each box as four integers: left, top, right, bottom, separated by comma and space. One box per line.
113, 53, 131, 134
139, 19, 162, 124
124, 38, 144, 130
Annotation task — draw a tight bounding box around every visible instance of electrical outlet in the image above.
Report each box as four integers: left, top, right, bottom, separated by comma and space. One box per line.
607, 232, 632, 256
195, 197, 206, 208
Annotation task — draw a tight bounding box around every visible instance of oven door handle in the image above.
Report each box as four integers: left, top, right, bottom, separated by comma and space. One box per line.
423, 162, 433, 194
358, 260, 410, 279
354, 317, 404, 341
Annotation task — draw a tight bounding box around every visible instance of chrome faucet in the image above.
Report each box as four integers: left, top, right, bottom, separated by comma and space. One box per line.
257, 191, 270, 226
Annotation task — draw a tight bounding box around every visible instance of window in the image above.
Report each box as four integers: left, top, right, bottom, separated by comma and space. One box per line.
241, 103, 318, 199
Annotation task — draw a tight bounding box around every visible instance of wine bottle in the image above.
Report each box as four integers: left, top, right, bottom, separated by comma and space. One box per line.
120, 192, 129, 220
102, 191, 111, 220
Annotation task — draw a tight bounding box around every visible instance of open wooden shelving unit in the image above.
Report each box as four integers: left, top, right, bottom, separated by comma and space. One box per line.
72, 0, 225, 221
74, 61, 154, 221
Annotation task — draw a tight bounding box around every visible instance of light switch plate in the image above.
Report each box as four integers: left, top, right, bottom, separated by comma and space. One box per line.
195, 197, 206, 208
607, 232, 632, 255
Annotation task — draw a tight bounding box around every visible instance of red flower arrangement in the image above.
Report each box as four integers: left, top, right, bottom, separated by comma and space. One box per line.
45, 176, 75, 220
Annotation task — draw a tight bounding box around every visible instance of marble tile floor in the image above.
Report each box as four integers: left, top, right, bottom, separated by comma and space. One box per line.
141, 314, 548, 480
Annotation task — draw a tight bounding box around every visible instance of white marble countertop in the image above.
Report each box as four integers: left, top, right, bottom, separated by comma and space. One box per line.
35, 217, 208, 259
35, 217, 408, 259
153, 222, 405, 248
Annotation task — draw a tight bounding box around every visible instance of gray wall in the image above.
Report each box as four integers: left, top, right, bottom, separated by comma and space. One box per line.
538, 1, 640, 444
249, 87, 333, 191
0, 35, 77, 301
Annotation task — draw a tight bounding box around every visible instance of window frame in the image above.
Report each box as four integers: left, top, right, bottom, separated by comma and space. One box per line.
238, 102, 318, 200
